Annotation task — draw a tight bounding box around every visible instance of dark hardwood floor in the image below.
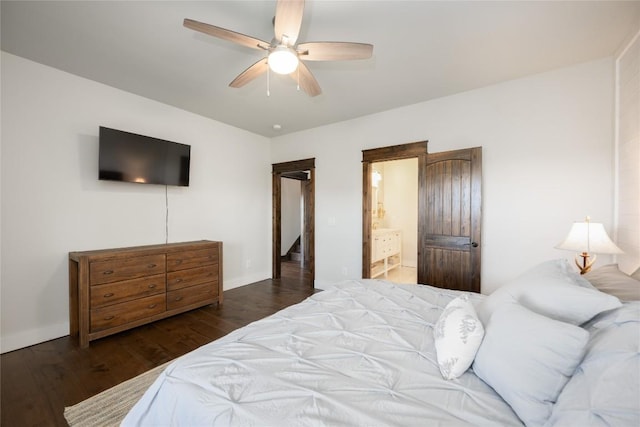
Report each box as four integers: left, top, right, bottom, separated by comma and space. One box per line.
1, 260, 314, 427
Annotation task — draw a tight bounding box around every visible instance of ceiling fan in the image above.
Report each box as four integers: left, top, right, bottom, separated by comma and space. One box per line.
184, 0, 373, 97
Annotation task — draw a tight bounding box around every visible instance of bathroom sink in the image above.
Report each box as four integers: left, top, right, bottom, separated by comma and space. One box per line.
372, 228, 396, 234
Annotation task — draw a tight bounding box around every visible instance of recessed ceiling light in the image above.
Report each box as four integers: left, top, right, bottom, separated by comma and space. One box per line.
273, 124, 282, 131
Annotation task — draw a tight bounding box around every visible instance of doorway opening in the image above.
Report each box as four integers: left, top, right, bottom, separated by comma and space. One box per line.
370, 158, 419, 283
272, 158, 315, 288
362, 141, 427, 281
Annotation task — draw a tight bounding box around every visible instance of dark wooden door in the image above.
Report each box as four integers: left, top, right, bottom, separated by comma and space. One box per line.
418, 147, 482, 292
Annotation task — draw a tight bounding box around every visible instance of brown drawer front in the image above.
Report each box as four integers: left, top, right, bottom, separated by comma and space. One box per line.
167, 283, 216, 310
167, 265, 218, 291
90, 255, 166, 285
90, 274, 166, 309
167, 247, 217, 272
90, 294, 165, 332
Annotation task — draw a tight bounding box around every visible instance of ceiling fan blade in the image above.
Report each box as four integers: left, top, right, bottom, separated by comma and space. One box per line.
290, 61, 321, 97
274, 0, 305, 45
184, 18, 269, 50
297, 42, 374, 61
229, 58, 269, 88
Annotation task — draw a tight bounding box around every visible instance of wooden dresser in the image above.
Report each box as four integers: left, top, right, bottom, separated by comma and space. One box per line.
69, 240, 223, 348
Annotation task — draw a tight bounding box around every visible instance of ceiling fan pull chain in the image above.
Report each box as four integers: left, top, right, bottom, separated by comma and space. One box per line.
297, 65, 300, 91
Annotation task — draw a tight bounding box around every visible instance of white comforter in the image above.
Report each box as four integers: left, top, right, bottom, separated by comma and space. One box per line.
123, 280, 522, 426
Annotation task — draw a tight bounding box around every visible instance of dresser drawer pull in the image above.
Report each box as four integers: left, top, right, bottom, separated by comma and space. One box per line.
175, 259, 183, 265
103, 270, 114, 275
174, 296, 183, 301
175, 278, 182, 283
147, 263, 157, 268
148, 284, 156, 289
104, 293, 114, 298
104, 315, 115, 321
147, 303, 157, 309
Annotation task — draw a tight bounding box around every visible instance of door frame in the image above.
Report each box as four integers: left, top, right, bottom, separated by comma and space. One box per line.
361, 142, 428, 278
272, 158, 315, 284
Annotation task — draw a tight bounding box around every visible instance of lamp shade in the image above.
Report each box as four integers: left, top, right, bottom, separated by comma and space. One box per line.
556, 221, 623, 254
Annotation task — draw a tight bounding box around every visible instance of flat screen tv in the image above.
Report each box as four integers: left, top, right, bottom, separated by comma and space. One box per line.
99, 126, 190, 186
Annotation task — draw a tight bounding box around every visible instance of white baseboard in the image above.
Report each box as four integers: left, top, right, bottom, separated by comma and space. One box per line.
223, 272, 271, 291
1, 321, 68, 354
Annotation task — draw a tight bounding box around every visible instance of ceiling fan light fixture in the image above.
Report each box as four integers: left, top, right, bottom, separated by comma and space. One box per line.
184, 0, 372, 96
268, 46, 299, 74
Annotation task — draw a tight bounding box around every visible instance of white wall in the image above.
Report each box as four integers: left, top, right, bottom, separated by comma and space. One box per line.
281, 178, 301, 256
0, 52, 623, 353
271, 58, 617, 293
0, 53, 272, 353
615, 30, 640, 274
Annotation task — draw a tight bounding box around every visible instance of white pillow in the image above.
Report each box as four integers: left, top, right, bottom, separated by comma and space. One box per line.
631, 266, 640, 281
477, 259, 621, 326
434, 294, 484, 380
472, 303, 589, 427
584, 264, 640, 301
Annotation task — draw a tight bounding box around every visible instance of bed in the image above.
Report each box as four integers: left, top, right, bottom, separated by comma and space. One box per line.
122, 260, 640, 426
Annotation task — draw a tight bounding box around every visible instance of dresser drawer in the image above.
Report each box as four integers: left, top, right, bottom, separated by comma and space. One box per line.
167, 247, 217, 272
90, 294, 165, 332
90, 254, 166, 285
167, 265, 218, 291
90, 274, 166, 308
167, 283, 216, 310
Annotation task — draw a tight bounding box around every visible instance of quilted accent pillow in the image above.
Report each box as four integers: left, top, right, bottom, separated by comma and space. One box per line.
434, 294, 484, 380
473, 303, 589, 427
584, 264, 640, 301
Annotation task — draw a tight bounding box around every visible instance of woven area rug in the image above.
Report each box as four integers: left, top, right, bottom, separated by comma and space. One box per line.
63, 361, 170, 426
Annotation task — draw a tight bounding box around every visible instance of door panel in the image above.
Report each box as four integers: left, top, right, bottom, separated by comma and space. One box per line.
424, 248, 471, 290
419, 147, 481, 292
425, 159, 470, 243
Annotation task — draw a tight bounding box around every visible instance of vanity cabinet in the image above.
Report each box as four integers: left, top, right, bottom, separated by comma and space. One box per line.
371, 229, 402, 278
69, 240, 222, 348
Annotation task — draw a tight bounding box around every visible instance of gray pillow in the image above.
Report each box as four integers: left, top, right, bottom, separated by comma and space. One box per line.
547, 302, 640, 426
584, 264, 640, 301
473, 303, 589, 427
476, 259, 621, 326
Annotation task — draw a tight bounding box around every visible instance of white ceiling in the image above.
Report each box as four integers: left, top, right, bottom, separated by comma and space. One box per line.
2, 1, 639, 137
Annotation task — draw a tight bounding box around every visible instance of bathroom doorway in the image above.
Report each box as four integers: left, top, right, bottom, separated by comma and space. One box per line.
370, 159, 419, 283
362, 141, 427, 283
